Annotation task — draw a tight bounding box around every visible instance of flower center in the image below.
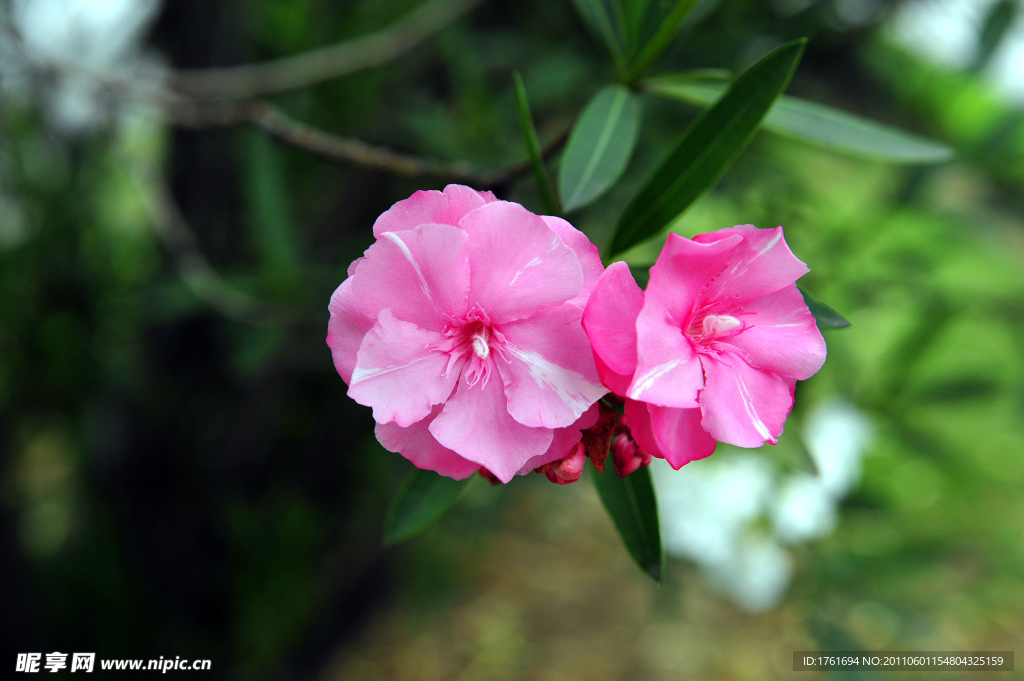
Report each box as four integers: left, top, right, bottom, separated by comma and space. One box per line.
687, 311, 745, 347
701, 314, 741, 338
471, 327, 491, 359
433, 310, 509, 387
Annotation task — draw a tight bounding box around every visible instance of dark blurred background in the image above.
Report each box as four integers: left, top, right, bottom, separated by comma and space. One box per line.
2, 0, 1023, 678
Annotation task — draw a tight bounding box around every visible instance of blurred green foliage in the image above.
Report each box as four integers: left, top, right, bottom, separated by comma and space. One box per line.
2, 0, 1024, 679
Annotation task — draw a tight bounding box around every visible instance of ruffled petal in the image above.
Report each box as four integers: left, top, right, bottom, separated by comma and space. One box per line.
627, 299, 703, 408
372, 184, 495, 237
326, 276, 375, 384
351, 223, 470, 332
719, 285, 826, 380
644, 232, 743, 323
647, 403, 717, 469
462, 201, 582, 323
692, 225, 809, 305
542, 216, 605, 309
497, 304, 606, 429
698, 351, 793, 447
376, 406, 480, 480
348, 310, 462, 427
583, 261, 643, 380
429, 372, 554, 483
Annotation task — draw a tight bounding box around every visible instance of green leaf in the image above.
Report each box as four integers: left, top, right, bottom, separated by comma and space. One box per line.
619, 0, 652, 56
242, 130, 299, 294
973, 0, 1018, 72
569, 0, 626, 66
646, 78, 954, 163
591, 462, 664, 581
626, 0, 702, 82
558, 85, 642, 212
798, 286, 851, 329
513, 72, 562, 215
610, 39, 807, 256
383, 468, 472, 546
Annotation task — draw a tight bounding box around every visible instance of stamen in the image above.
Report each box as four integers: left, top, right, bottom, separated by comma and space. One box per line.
702, 314, 742, 338
472, 328, 491, 359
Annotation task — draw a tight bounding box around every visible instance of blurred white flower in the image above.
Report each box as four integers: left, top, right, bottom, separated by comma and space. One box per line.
888, 0, 1024, 104
771, 472, 836, 544
652, 399, 873, 613
804, 399, 873, 498
652, 455, 772, 567
1, 0, 164, 133
887, 0, 989, 70
704, 535, 792, 613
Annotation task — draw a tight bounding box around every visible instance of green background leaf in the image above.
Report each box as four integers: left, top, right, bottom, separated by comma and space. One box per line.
626, 0, 702, 82
383, 468, 472, 546
647, 79, 953, 163
591, 463, 664, 581
559, 85, 641, 212
799, 286, 851, 329
610, 39, 807, 256
569, 0, 626, 64
513, 72, 561, 215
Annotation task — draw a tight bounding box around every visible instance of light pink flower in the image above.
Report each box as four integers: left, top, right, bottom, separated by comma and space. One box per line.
327, 185, 608, 483
583, 225, 826, 469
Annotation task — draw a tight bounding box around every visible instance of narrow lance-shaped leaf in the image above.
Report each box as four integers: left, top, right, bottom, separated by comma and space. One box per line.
513, 72, 562, 215
559, 85, 642, 212
569, 0, 626, 66
646, 78, 954, 163
591, 462, 665, 581
798, 286, 851, 329
610, 39, 807, 256
973, 0, 1018, 72
619, 0, 652, 57
626, 0, 702, 82
383, 468, 473, 546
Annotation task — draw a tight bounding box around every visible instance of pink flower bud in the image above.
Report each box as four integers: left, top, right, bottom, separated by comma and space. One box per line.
478, 468, 502, 485
540, 443, 586, 485
611, 431, 652, 477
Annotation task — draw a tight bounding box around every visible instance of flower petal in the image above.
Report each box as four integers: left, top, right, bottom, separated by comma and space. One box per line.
542, 215, 605, 309
583, 261, 643, 381
698, 351, 793, 447
627, 299, 703, 408
375, 406, 480, 480
498, 304, 607, 429
429, 372, 554, 483
372, 184, 495, 237
326, 276, 375, 384
721, 284, 826, 380
348, 310, 462, 427
692, 225, 809, 304
517, 402, 601, 474
462, 201, 582, 322
623, 399, 664, 460
647, 403, 717, 469
595, 353, 633, 396
645, 232, 743, 323
352, 223, 470, 332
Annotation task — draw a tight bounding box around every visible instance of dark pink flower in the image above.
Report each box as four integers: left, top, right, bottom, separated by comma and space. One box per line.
327, 185, 607, 483
583, 225, 826, 468
610, 417, 653, 477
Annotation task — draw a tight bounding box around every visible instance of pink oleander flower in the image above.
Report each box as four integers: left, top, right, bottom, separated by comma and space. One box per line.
327, 185, 608, 483
583, 225, 826, 469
